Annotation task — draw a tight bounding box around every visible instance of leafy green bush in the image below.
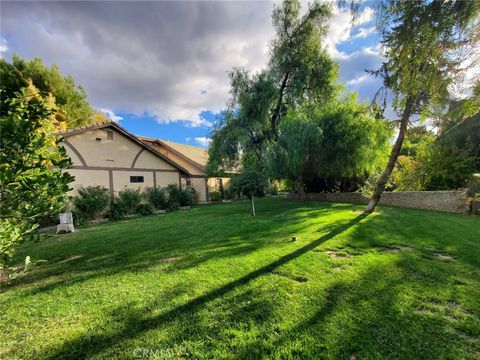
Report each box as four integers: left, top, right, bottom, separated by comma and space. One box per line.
466, 178, 480, 215
209, 191, 222, 202
223, 187, 235, 200
118, 189, 142, 214
144, 187, 167, 209
179, 185, 197, 206
471, 199, 480, 215
73, 186, 110, 219
72, 211, 89, 226
166, 198, 180, 212
136, 203, 155, 216
165, 184, 182, 210
37, 213, 59, 228
465, 177, 480, 198
165, 184, 196, 208
108, 202, 127, 221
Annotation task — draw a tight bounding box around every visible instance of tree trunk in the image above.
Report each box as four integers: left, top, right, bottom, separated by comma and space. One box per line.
271, 72, 290, 132
364, 96, 415, 214
251, 195, 256, 216
296, 180, 306, 201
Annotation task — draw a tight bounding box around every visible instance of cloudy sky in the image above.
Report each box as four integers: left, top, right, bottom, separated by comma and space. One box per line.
1, 1, 383, 147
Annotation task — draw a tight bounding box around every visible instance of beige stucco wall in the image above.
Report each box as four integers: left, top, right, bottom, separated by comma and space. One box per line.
67, 169, 110, 196
155, 171, 181, 188
62, 128, 175, 170
112, 171, 154, 194
135, 149, 176, 170
191, 177, 208, 203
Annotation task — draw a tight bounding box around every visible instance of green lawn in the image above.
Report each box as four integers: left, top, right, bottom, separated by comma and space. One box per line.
1, 197, 479, 359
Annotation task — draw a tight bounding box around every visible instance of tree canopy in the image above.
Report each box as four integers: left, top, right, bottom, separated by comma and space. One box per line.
0, 55, 107, 129
0, 83, 73, 267
207, 0, 337, 175
267, 95, 392, 193
230, 169, 269, 216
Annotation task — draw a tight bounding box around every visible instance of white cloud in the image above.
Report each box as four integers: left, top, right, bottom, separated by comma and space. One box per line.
450, 50, 480, 98
1, 2, 274, 128
346, 74, 369, 86
354, 26, 376, 39
0, 38, 8, 57
194, 137, 211, 147
1, 2, 395, 127
356, 6, 374, 25
325, 6, 375, 59
98, 108, 123, 122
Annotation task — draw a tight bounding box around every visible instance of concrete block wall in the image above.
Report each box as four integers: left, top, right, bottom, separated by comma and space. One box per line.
287, 191, 470, 214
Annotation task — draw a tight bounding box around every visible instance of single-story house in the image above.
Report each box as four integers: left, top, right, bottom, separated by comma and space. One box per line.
60, 121, 230, 202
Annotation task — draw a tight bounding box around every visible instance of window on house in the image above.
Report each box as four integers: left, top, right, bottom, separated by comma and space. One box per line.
186, 178, 192, 186
130, 176, 144, 183
107, 130, 114, 140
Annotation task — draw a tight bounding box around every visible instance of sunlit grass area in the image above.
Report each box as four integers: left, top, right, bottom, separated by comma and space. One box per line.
1, 197, 479, 359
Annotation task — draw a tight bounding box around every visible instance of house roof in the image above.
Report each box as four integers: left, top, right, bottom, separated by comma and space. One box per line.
138, 137, 208, 173
161, 141, 208, 169
59, 121, 190, 174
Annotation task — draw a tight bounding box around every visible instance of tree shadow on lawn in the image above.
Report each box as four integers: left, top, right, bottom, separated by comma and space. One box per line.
1, 201, 354, 297
340, 206, 480, 271
234, 253, 479, 360
40, 213, 369, 359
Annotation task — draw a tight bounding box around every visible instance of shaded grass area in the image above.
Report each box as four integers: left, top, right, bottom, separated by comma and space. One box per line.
1, 197, 479, 359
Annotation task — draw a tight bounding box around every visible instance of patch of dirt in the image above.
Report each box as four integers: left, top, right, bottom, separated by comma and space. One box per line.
58, 255, 83, 264
0, 270, 10, 284
375, 245, 413, 253
433, 253, 454, 261
414, 306, 435, 316
379, 247, 401, 253
447, 300, 465, 311
326, 251, 350, 259
159, 257, 183, 263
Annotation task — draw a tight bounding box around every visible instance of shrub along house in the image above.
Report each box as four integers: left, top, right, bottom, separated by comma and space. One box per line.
60, 121, 229, 202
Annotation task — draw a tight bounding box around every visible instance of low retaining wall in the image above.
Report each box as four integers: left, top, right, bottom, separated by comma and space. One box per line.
287, 191, 470, 214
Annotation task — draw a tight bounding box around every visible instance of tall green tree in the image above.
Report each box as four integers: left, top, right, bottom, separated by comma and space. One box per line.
267, 94, 391, 194
207, 0, 337, 175
1, 55, 106, 129
0, 83, 73, 267
364, 0, 480, 213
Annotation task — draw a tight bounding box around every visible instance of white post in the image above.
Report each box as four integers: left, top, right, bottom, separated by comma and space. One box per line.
251, 195, 256, 216
57, 212, 75, 234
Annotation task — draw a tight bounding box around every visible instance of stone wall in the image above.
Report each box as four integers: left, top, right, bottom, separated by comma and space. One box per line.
287, 191, 470, 214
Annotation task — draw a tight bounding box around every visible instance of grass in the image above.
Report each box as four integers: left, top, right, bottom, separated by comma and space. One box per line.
1, 197, 479, 359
